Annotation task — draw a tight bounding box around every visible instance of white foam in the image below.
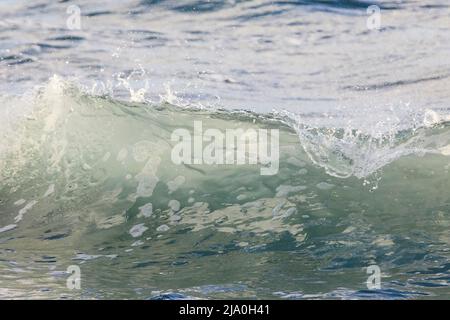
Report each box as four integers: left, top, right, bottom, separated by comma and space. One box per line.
276, 185, 307, 197
316, 182, 334, 190
168, 200, 181, 212
157, 224, 170, 232
138, 203, 153, 218
0, 224, 17, 234
43, 184, 55, 198
14, 200, 38, 222
167, 176, 186, 193
129, 223, 148, 238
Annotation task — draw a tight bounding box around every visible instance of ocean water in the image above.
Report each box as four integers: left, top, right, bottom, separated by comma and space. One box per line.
1, 0, 450, 299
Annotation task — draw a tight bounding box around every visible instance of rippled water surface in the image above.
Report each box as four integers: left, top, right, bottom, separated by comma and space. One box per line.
0, 1, 450, 299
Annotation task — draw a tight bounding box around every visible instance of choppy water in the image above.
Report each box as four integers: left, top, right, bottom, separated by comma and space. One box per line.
1, 1, 450, 299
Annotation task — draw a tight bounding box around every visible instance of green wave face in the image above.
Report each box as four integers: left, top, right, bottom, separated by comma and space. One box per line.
1, 78, 450, 299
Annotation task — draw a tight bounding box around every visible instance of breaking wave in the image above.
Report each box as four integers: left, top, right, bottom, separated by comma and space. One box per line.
1, 77, 450, 299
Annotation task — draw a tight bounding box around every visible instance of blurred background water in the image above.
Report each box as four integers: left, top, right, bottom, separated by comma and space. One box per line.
1, 0, 450, 113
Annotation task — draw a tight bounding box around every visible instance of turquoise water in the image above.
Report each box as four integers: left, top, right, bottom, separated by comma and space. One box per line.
0, 79, 449, 299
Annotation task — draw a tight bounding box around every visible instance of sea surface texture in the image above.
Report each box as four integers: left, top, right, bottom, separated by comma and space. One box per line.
0, 0, 450, 299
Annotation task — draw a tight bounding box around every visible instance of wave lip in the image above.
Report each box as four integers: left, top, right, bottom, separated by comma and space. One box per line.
2, 76, 450, 181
